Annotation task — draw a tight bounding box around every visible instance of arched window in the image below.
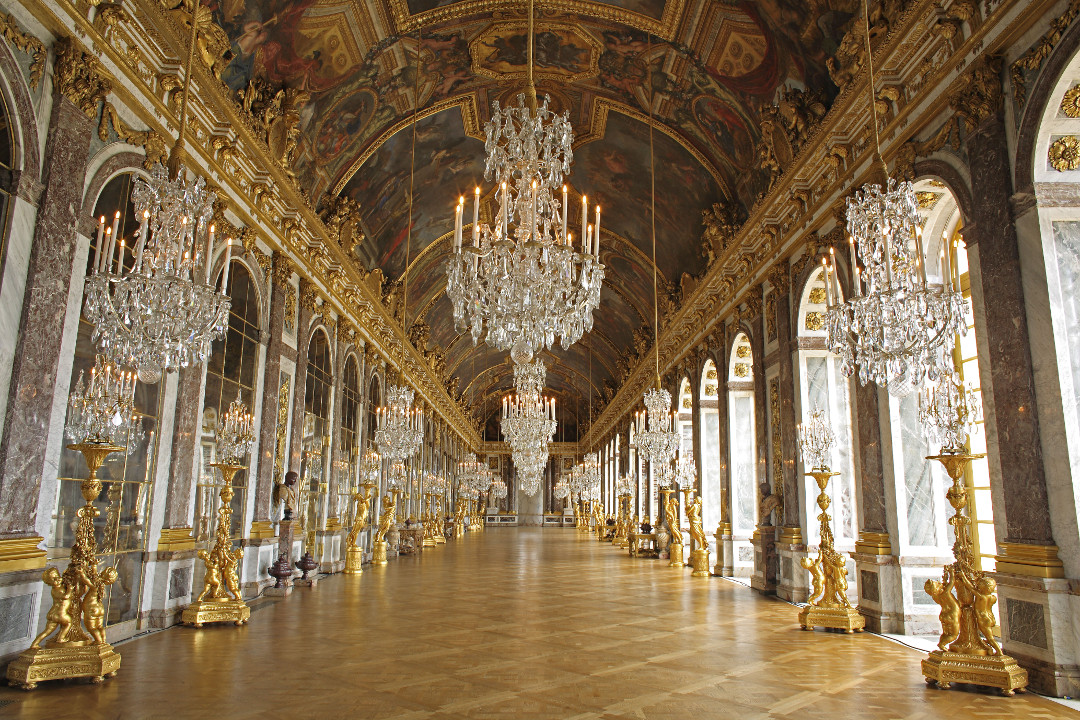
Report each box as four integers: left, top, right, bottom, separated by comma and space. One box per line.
338, 355, 361, 516
0, 87, 14, 284
55, 172, 160, 629
797, 268, 857, 547
699, 359, 721, 534
728, 333, 756, 574
677, 377, 693, 460
302, 328, 333, 543
197, 261, 260, 545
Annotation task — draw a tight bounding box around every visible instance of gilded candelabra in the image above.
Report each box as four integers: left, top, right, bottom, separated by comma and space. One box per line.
665, 490, 683, 567
421, 492, 438, 547
7, 443, 124, 689
453, 497, 467, 538
612, 493, 631, 548
344, 482, 376, 575
686, 494, 709, 577
921, 452, 1028, 694
182, 463, 251, 627
372, 491, 398, 565
797, 467, 864, 633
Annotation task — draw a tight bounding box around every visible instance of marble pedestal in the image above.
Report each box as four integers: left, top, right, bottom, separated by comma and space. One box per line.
713, 524, 733, 576
750, 527, 777, 594
315, 526, 344, 573
142, 547, 198, 629
776, 534, 810, 604
995, 571, 1080, 697
851, 551, 903, 634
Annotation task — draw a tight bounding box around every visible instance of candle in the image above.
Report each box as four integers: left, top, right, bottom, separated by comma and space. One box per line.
914, 226, 926, 287
940, 247, 948, 291
562, 185, 568, 242
89, 367, 96, 396
594, 205, 601, 256
854, 266, 862, 297
117, 239, 126, 273
472, 186, 480, 245
104, 228, 114, 274
847, 234, 857, 277
454, 199, 463, 250
586, 225, 592, 256
501, 182, 508, 238
205, 224, 215, 282
884, 229, 894, 287
829, 247, 840, 302
581, 194, 587, 250
110, 211, 120, 252
220, 238, 232, 292
822, 258, 833, 306
943, 232, 953, 292
531, 181, 538, 241
94, 216, 104, 273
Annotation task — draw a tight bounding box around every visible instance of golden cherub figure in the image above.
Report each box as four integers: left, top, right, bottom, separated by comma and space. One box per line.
31, 567, 76, 648
925, 567, 961, 652
81, 567, 117, 645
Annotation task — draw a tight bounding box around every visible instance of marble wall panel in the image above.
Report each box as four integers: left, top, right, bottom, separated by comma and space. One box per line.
1007, 597, 1049, 649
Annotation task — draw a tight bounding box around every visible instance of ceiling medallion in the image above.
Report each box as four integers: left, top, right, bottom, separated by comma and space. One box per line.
446, 0, 604, 367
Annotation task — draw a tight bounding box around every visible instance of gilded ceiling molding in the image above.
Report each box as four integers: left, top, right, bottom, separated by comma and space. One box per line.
53, 36, 112, 117
386, 0, 684, 40
1011, 0, 1080, 108
332, 95, 482, 197
0, 11, 45, 90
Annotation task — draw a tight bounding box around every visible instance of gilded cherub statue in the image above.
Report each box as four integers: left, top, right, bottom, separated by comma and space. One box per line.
31, 567, 76, 648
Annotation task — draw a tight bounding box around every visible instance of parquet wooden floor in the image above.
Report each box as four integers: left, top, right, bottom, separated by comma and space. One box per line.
2, 527, 1076, 719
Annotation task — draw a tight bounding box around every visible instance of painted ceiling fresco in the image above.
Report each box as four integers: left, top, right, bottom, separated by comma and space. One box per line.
203, 0, 853, 432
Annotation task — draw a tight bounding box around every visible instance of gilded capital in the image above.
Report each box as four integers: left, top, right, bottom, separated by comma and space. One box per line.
53, 37, 112, 117
298, 280, 320, 316
337, 320, 356, 346
949, 56, 1004, 127
767, 264, 789, 295
271, 251, 294, 288
743, 285, 763, 319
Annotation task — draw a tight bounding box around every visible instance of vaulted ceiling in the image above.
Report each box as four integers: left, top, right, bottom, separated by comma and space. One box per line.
206, 0, 852, 434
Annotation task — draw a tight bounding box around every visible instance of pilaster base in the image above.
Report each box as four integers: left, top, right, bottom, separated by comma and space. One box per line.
798, 604, 865, 633
922, 650, 1028, 696
776, 529, 809, 603
713, 524, 732, 576
263, 584, 292, 597
181, 598, 251, 627
994, 570, 1080, 697
750, 527, 777, 594
852, 548, 903, 634
6, 643, 120, 690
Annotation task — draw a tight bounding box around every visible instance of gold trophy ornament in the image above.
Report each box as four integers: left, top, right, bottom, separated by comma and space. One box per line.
8, 357, 137, 689
183, 395, 255, 628
795, 408, 865, 633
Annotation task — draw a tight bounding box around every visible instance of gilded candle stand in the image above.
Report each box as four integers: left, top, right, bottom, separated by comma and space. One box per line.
7, 443, 125, 690
798, 468, 865, 633
344, 481, 376, 575
921, 452, 1028, 695
372, 490, 398, 564
182, 463, 251, 628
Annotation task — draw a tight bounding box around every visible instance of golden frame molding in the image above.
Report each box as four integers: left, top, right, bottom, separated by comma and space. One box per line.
386, 0, 684, 40
469, 20, 602, 84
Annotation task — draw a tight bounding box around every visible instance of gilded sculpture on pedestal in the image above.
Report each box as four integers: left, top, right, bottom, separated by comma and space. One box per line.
373, 492, 397, 564
344, 482, 374, 575
687, 495, 709, 577
665, 492, 683, 567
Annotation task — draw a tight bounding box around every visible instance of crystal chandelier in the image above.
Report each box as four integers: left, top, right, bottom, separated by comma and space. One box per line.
501, 360, 557, 496
919, 369, 981, 452
215, 394, 255, 465
796, 406, 835, 470
66, 354, 140, 452
673, 456, 697, 489
616, 474, 633, 496
823, 6, 965, 395
445, 0, 604, 366
82, 12, 229, 384
360, 449, 381, 486
634, 388, 679, 477
374, 384, 424, 461
489, 479, 508, 502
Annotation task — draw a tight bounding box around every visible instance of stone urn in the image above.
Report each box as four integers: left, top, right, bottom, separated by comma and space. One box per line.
656, 525, 671, 556
295, 551, 318, 579
268, 553, 292, 588
387, 524, 400, 552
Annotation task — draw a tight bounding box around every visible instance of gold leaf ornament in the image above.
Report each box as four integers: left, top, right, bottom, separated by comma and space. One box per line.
1049, 136, 1080, 172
